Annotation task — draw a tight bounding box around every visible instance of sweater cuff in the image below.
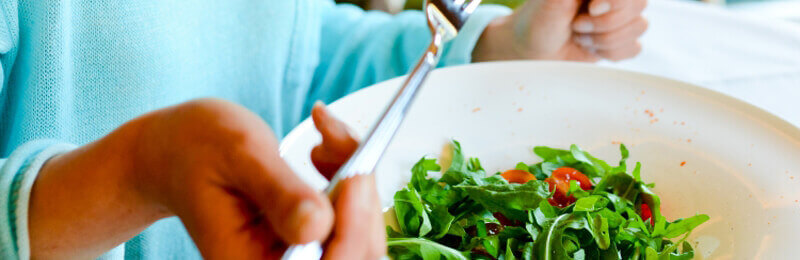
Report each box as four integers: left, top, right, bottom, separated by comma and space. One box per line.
440, 4, 512, 66
0, 140, 77, 259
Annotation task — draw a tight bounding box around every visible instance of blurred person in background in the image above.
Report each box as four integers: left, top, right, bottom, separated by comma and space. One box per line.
0, 0, 647, 258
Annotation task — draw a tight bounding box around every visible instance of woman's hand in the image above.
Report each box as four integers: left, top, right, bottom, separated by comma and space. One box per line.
30, 99, 384, 259
473, 0, 648, 62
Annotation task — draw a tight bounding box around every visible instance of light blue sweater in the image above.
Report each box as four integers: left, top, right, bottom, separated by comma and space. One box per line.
0, 0, 510, 259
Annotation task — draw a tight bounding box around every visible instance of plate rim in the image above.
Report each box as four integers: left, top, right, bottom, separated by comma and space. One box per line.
280, 60, 800, 153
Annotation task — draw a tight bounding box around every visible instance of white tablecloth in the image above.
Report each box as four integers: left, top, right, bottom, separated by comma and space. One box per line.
604, 0, 800, 126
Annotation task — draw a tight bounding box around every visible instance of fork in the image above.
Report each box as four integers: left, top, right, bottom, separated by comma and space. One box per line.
280, 0, 482, 259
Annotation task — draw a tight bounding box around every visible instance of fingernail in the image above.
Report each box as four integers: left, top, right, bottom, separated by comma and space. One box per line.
313, 101, 326, 109
573, 20, 594, 33
574, 35, 594, 47
590, 2, 611, 16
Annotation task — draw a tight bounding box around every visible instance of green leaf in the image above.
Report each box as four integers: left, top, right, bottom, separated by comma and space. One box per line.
393, 188, 432, 237
570, 144, 611, 177
573, 196, 608, 212
534, 146, 571, 161
596, 208, 626, 229
534, 214, 588, 260
645, 247, 659, 260
428, 205, 457, 239
594, 172, 640, 202
483, 235, 501, 258
632, 162, 642, 183
541, 162, 562, 177
667, 241, 695, 260
387, 237, 468, 260
515, 162, 530, 172
469, 157, 484, 172
456, 181, 550, 220
619, 144, 629, 162
408, 158, 437, 191
586, 213, 611, 250
522, 242, 535, 260
573, 249, 586, 260
567, 180, 591, 199
505, 238, 519, 260
664, 215, 709, 238
441, 140, 475, 185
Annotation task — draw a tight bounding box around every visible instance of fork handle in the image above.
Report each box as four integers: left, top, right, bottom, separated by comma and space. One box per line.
280, 32, 446, 260
323, 32, 445, 192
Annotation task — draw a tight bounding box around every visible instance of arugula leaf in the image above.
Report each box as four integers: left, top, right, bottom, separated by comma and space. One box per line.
632, 162, 642, 183
585, 213, 611, 250
567, 180, 591, 199
393, 188, 432, 237
468, 157, 484, 172
667, 241, 695, 260
573, 196, 608, 212
410, 158, 441, 191
456, 181, 550, 220
534, 214, 587, 260
387, 238, 468, 260
515, 162, 530, 172
428, 205, 457, 239
664, 215, 709, 238
482, 235, 501, 258
533, 146, 572, 161
505, 238, 519, 260
441, 141, 477, 185
521, 242, 535, 260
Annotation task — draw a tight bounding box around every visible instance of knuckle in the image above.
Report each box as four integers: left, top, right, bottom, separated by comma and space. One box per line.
175, 98, 273, 149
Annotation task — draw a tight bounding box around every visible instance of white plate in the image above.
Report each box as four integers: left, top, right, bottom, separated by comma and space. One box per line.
280, 61, 800, 259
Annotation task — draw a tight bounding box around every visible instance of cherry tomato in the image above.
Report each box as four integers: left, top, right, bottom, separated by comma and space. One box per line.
500, 169, 536, 184
640, 203, 655, 226
544, 167, 592, 207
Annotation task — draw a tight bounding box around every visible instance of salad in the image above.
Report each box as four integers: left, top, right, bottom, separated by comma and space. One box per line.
386, 141, 708, 259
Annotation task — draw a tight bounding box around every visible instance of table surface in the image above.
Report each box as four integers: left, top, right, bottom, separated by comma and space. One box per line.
602, 0, 800, 127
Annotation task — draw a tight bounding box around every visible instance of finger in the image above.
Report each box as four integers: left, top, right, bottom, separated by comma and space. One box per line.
562, 43, 602, 62
179, 185, 285, 259
572, 0, 647, 33
227, 132, 335, 244
311, 102, 359, 179
323, 175, 386, 260
588, 0, 628, 17
595, 41, 642, 61
573, 17, 648, 50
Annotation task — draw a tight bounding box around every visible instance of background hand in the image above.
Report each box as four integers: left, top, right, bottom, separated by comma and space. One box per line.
473, 0, 648, 62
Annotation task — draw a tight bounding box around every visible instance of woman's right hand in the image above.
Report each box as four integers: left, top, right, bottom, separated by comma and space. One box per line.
30, 99, 385, 259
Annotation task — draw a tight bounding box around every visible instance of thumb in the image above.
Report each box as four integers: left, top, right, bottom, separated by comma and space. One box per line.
310, 102, 359, 179
227, 130, 336, 244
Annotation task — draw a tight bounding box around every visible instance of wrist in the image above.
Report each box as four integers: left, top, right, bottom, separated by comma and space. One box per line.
29, 120, 168, 258
472, 15, 519, 62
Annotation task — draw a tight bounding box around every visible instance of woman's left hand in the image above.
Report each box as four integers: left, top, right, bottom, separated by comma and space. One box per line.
309, 103, 386, 259
473, 0, 648, 62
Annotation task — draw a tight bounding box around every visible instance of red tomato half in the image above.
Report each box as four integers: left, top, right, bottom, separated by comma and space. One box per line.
544, 167, 592, 207
501, 170, 536, 184
640, 203, 654, 226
